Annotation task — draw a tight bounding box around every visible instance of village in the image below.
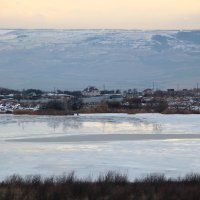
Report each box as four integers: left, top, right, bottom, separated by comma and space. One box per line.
0, 86, 200, 114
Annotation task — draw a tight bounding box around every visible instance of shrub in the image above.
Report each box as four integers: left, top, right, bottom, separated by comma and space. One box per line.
42, 100, 65, 111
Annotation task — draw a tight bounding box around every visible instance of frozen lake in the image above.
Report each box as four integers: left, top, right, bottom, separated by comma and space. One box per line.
0, 113, 200, 180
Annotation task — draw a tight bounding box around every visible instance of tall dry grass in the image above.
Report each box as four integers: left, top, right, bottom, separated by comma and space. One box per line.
0, 172, 200, 200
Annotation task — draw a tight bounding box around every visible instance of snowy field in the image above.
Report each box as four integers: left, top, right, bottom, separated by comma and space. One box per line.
0, 113, 200, 180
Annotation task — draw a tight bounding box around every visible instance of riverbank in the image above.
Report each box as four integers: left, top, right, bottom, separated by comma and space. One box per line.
10, 108, 200, 115
1, 172, 200, 200
78, 102, 200, 114
12, 109, 74, 116
79, 107, 200, 114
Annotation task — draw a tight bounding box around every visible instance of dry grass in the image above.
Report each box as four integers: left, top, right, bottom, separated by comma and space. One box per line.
162, 108, 200, 114
13, 109, 73, 116
79, 103, 153, 114
0, 172, 200, 200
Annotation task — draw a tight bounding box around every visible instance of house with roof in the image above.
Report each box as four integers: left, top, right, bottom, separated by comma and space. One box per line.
82, 86, 100, 97
143, 88, 154, 96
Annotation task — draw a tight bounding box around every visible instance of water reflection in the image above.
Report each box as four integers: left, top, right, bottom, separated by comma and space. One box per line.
46, 117, 81, 131
0, 114, 162, 140
81, 121, 162, 133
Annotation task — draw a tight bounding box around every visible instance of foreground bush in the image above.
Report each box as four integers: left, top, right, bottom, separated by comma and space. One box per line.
0, 172, 200, 200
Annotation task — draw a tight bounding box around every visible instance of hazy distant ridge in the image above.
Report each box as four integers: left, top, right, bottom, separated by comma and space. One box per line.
0, 29, 199, 90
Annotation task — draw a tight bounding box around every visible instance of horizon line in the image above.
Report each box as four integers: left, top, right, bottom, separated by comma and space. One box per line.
1, 28, 200, 31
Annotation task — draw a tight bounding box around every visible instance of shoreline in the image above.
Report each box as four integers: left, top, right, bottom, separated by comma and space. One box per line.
2, 108, 200, 116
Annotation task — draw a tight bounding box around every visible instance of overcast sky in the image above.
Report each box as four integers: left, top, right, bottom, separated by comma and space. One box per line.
0, 0, 200, 29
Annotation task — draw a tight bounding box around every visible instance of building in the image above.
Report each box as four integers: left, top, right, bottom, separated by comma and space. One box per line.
143, 88, 154, 96
82, 86, 100, 97
82, 94, 123, 104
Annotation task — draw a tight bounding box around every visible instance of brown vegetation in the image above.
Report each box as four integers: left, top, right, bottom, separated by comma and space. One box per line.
162, 108, 200, 114
9, 101, 200, 116
79, 102, 153, 114
13, 109, 73, 116
0, 172, 200, 200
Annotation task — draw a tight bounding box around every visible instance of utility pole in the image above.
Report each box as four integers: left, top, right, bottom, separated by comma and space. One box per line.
54, 87, 56, 99
177, 84, 179, 91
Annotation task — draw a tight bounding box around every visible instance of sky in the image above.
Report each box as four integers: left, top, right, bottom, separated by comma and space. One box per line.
0, 0, 200, 29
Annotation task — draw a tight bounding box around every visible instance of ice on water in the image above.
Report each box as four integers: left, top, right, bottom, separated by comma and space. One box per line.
0, 113, 200, 180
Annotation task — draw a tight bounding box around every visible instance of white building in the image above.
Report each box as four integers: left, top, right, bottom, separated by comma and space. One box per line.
82, 94, 123, 104
82, 86, 100, 97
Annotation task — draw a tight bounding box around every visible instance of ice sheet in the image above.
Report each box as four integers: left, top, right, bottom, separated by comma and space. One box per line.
0, 113, 200, 180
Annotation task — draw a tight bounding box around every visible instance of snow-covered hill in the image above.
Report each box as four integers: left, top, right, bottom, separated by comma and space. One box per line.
0, 29, 199, 90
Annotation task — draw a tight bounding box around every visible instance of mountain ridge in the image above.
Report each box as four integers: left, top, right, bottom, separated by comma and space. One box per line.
0, 29, 199, 90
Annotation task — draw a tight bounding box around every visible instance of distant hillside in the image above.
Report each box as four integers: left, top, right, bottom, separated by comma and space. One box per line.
0, 29, 199, 90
